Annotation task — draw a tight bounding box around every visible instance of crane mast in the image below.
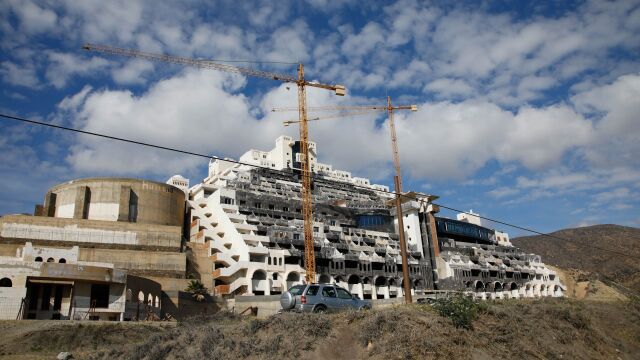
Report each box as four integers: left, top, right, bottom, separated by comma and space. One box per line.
296, 64, 316, 284
387, 96, 402, 191
83, 44, 346, 285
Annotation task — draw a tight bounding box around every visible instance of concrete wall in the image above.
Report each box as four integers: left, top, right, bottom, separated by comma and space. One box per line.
233, 295, 282, 318
0, 243, 21, 257
0, 287, 26, 320
1, 215, 182, 250
46, 178, 185, 226
79, 248, 186, 275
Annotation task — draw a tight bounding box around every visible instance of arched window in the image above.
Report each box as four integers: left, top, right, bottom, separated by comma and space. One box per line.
0, 278, 12, 287
58, 258, 66, 263
155, 296, 160, 308
126, 289, 133, 302
138, 291, 145, 303
268, 257, 271, 265
272, 273, 278, 280
278, 258, 282, 266
47, 257, 54, 263
34, 257, 43, 262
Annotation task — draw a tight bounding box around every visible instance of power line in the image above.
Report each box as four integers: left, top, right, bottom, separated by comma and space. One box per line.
1, 112, 637, 261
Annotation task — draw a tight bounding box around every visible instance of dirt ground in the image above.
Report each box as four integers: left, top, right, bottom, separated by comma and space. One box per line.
550, 265, 629, 301
0, 297, 638, 360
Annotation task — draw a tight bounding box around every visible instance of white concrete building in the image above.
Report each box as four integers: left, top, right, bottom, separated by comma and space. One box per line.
185, 136, 563, 301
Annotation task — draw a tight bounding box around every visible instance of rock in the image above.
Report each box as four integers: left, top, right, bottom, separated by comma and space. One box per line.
57, 352, 74, 360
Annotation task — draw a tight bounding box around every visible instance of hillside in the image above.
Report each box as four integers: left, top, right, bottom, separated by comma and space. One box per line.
1, 299, 639, 360
512, 224, 640, 293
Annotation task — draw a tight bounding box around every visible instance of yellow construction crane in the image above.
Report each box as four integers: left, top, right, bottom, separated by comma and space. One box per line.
273, 97, 417, 303
83, 44, 346, 284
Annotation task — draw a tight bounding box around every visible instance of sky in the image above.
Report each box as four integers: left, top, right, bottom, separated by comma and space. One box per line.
0, 0, 639, 236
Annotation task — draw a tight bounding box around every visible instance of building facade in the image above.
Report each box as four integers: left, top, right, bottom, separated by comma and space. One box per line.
188, 136, 564, 300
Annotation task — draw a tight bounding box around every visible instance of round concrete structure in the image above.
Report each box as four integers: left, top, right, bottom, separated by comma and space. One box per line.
44, 178, 185, 226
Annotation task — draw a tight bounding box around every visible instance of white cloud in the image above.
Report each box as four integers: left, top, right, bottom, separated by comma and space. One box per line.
424, 78, 473, 98
497, 105, 592, 169
340, 22, 385, 59
65, 70, 256, 175
0, 61, 40, 88
488, 187, 519, 199
45, 52, 109, 88
6, 0, 58, 35
572, 73, 640, 169
111, 59, 154, 85
58, 0, 143, 44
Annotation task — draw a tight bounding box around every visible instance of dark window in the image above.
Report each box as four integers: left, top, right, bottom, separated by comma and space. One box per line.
0, 278, 11, 287
128, 190, 138, 223
321, 286, 336, 298
58, 258, 66, 264
268, 204, 275, 210
336, 288, 352, 299
90, 284, 110, 308
53, 285, 63, 311
272, 273, 278, 280
41, 284, 52, 310
47, 257, 55, 262
34, 257, 42, 262
306, 285, 319, 296
293, 234, 300, 240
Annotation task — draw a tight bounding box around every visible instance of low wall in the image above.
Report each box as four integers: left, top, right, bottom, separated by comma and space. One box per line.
233, 295, 282, 318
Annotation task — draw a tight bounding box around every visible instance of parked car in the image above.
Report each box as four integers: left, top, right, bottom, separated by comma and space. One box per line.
280, 284, 372, 313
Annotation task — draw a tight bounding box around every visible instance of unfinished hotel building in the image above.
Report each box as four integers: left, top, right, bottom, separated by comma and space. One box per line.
189, 136, 564, 300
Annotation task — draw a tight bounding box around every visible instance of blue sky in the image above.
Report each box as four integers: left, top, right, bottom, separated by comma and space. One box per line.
0, 0, 639, 235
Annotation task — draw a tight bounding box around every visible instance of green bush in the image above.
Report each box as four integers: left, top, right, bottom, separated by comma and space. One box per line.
432, 294, 486, 329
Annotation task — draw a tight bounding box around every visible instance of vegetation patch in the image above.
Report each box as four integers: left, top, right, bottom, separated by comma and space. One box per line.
432, 294, 488, 329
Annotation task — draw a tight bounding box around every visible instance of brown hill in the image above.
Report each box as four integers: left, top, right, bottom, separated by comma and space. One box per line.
512, 224, 640, 293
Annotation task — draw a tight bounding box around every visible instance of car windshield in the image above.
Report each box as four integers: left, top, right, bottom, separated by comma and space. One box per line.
289, 285, 306, 295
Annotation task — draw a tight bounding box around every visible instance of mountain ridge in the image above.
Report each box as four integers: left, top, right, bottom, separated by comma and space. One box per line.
512, 224, 640, 293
